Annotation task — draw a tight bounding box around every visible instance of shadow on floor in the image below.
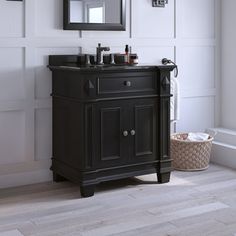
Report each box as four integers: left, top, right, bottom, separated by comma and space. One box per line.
97, 176, 158, 192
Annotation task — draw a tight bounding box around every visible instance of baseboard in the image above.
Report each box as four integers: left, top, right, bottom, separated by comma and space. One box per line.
207, 128, 236, 169
207, 128, 236, 146
0, 169, 52, 189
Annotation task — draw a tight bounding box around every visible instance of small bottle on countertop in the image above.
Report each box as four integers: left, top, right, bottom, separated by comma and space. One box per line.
130, 54, 139, 65
125, 44, 129, 64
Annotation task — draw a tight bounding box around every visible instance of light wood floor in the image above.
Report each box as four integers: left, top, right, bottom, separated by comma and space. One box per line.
1, 164, 236, 236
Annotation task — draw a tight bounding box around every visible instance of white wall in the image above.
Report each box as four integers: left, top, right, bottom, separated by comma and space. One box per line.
208, 0, 236, 169
0, 0, 220, 188
221, 0, 236, 130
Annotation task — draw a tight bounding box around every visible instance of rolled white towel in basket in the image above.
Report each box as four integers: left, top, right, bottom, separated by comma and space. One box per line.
187, 133, 210, 141
170, 77, 180, 121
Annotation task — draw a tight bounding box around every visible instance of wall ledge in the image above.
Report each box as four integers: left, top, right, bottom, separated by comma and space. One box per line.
207, 128, 236, 169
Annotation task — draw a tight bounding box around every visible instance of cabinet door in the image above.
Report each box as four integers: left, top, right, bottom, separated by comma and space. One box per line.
93, 101, 129, 168
130, 99, 157, 163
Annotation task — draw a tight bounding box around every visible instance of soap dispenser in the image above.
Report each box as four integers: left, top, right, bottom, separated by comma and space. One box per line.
125, 45, 129, 64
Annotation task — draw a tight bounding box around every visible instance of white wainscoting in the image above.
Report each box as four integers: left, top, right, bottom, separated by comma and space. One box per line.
0, 0, 220, 188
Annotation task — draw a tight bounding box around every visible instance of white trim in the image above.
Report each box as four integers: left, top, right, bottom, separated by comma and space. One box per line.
0, 169, 52, 189
208, 128, 236, 170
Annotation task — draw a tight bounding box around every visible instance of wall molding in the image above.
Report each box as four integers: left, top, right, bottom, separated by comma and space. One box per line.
0, 169, 52, 189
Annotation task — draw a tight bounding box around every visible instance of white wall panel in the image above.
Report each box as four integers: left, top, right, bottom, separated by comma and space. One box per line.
177, 97, 215, 132
182, 0, 215, 39
35, 109, 52, 161
0, 48, 25, 101
35, 0, 78, 37
221, 0, 236, 130
35, 47, 79, 99
132, 0, 175, 38
0, 0, 24, 38
133, 46, 174, 64
0, 111, 25, 165
181, 46, 215, 91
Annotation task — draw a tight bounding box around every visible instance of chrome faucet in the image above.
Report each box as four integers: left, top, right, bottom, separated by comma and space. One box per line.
96, 43, 110, 65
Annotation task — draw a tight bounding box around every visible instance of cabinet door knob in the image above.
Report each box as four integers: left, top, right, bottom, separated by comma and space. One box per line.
124, 81, 132, 87
130, 130, 136, 136
123, 131, 129, 137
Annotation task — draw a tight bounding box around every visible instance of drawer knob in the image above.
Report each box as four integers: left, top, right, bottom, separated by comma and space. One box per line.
130, 130, 136, 136
123, 131, 129, 137
124, 81, 132, 87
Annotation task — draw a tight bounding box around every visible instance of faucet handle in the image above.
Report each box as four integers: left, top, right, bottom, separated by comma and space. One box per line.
110, 54, 115, 64
85, 54, 91, 66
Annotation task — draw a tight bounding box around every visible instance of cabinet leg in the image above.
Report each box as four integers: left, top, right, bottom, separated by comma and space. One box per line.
80, 185, 95, 198
157, 172, 171, 184
53, 172, 67, 182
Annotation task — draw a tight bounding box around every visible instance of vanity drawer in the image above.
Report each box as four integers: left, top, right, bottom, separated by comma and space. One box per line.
97, 72, 156, 96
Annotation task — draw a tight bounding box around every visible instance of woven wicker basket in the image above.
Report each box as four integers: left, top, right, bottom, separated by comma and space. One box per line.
171, 133, 213, 171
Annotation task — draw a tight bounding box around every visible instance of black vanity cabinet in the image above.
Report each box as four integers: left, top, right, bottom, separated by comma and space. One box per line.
49, 57, 176, 197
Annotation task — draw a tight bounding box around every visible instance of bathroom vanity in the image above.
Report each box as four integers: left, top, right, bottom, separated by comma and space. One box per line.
48, 55, 176, 197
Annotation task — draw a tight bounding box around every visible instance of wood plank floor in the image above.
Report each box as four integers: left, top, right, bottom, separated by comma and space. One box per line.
1, 164, 236, 236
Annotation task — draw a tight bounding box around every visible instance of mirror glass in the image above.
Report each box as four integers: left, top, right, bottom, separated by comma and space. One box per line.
70, 0, 121, 24
64, 0, 126, 31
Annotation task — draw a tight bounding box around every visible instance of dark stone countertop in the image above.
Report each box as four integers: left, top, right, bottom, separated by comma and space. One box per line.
48, 63, 176, 72
48, 55, 177, 73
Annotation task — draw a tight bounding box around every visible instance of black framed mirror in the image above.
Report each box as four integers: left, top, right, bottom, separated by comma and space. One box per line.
63, 0, 126, 31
